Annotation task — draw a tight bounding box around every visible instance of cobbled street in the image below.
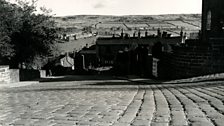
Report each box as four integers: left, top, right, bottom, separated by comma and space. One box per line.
0, 76, 224, 126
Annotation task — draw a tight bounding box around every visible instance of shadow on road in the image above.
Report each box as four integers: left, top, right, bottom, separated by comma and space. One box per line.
39, 75, 118, 82
3, 79, 224, 93
2, 75, 224, 93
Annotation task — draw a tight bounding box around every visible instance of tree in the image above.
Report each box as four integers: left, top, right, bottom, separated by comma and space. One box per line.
0, 0, 19, 63
0, 0, 58, 68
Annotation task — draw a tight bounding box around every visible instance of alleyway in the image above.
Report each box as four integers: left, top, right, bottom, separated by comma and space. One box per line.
0, 76, 224, 126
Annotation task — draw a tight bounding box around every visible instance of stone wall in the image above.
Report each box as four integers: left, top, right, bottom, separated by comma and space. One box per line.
10, 69, 20, 83
0, 66, 10, 83
161, 46, 212, 79
209, 38, 224, 73
0, 65, 46, 83
0, 66, 20, 83
158, 38, 224, 79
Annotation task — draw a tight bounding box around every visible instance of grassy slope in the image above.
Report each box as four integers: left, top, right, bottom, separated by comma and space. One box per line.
56, 37, 96, 53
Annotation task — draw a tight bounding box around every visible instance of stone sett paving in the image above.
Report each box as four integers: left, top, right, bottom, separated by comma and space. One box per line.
0, 80, 224, 126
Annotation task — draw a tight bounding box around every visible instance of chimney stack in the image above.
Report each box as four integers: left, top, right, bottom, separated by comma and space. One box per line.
162, 31, 167, 38
180, 27, 183, 38
157, 28, 161, 37
138, 30, 141, 38
121, 29, 124, 38
145, 30, 148, 37
133, 32, 136, 37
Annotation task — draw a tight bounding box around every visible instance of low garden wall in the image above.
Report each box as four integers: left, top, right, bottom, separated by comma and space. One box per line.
10, 69, 20, 83
0, 65, 46, 83
156, 38, 224, 79
0, 66, 10, 83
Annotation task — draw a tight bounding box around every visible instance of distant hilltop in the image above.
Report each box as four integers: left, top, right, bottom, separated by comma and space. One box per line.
53, 14, 201, 38
53, 14, 201, 23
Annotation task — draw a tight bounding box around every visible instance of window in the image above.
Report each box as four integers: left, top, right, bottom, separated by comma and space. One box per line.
206, 10, 212, 30
221, 11, 224, 30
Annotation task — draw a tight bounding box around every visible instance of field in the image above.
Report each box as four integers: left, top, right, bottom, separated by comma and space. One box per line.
54, 14, 201, 52
164, 20, 200, 30
94, 20, 200, 37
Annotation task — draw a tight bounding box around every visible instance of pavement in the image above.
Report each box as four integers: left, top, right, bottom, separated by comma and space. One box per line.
0, 81, 39, 88
0, 75, 224, 126
121, 73, 224, 84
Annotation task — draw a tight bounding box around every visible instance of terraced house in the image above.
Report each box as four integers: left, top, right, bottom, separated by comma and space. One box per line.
95, 30, 182, 76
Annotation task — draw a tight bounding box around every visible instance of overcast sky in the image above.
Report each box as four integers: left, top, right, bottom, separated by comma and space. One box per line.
11, 0, 203, 16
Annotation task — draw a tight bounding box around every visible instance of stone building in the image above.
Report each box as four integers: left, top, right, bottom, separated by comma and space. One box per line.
157, 0, 224, 79
74, 45, 97, 74
96, 31, 182, 76
96, 32, 181, 66
201, 0, 224, 41
201, 0, 224, 75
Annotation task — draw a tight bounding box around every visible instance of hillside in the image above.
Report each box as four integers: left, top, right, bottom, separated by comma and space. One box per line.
54, 14, 201, 54
53, 14, 201, 26
53, 14, 201, 36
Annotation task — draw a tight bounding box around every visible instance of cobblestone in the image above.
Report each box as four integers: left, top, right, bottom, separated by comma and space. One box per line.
0, 78, 224, 126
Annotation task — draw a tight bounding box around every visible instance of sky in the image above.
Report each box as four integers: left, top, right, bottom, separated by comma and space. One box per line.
10, 0, 202, 16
